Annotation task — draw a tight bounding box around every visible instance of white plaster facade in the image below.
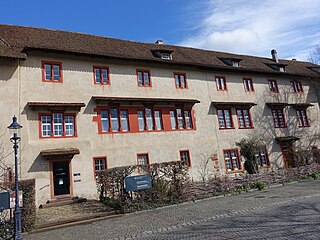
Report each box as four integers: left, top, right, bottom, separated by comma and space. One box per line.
0, 38, 319, 206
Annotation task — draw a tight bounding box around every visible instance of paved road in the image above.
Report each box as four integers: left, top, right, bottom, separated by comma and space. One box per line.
26, 180, 320, 240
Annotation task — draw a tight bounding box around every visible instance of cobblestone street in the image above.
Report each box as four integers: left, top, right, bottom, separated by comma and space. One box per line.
26, 180, 320, 240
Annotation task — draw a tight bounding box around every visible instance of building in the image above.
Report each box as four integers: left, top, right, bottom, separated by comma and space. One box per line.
0, 25, 319, 206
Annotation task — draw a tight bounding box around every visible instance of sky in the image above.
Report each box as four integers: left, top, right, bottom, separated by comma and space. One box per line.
1, 0, 319, 62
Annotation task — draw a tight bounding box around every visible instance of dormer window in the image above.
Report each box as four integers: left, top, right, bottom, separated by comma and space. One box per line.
308, 67, 320, 73
266, 63, 287, 72
220, 58, 241, 67
232, 61, 239, 67
161, 52, 171, 60
151, 49, 173, 61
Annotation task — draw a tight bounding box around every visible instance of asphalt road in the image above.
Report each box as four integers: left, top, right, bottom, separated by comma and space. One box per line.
26, 180, 320, 240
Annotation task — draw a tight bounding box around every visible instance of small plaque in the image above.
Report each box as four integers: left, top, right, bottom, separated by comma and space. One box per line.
74, 179, 81, 183
73, 173, 81, 176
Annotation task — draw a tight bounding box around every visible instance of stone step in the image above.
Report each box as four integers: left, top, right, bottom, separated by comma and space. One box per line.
39, 197, 87, 209
34, 210, 118, 231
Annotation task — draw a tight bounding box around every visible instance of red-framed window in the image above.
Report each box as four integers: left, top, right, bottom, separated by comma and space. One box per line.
93, 66, 110, 85
255, 147, 269, 167
180, 150, 191, 167
236, 109, 253, 129
137, 153, 150, 173
296, 109, 309, 127
137, 108, 163, 131
169, 108, 193, 130
268, 79, 278, 93
95, 106, 196, 134
215, 76, 227, 91
271, 109, 286, 128
291, 80, 303, 93
243, 78, 254, 92
93, 157, 107, 180
174, 73, 187, 89
39, 112, 76, 138
42, 61, 63, 82
100, 108, 129, 133
137, 69, 151, 87
223, 149, 241, 172
217, 109, 233, 129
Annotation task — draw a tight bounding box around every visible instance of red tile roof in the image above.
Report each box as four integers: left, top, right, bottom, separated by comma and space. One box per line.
92, 96, 200, 105
0, 24, 319, 77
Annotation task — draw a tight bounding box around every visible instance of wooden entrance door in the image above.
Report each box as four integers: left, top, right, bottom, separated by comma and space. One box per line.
281, 144, 295, 168
53, 161, 70, 196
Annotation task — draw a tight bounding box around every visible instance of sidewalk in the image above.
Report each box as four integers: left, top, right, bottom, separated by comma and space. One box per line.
26, 179, 320, 239
34, 200, 117, 232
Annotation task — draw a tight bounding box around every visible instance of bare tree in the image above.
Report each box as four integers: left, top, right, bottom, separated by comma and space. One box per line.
197, 153, 214, 182
309, 45, 320, 64
0, 128, 14, 184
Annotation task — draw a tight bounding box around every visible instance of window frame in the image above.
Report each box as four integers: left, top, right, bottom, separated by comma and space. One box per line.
174, 72, 188, 89
296, 109, 310, 127
93, 66, 110, 85
291, 80, 303, 93
137, 107, 164, 132
223, 148, 242, 172
268, 79, 279, 93
136, 69, 152, 87
98, 107, 130, 134
271, 108, 287, 128
137, 153, 150, 173
93, 156, 107, 180
169, 108, 194, 130
243, 78, 254, 92
255, 147, 270, 167
236, 108, 254, 129
215, 76, 227, 91
42, 61, 63, 83
180, 150, 191, 167
217, 108, 234, 129
39, 112, 77, 139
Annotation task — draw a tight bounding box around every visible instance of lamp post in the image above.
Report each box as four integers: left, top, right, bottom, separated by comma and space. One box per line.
7, 116, 23, 240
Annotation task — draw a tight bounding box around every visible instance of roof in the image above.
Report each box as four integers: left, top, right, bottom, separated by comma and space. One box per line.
27, 102, 85, 110
41, 148, 80, 159
211, 102, 257, 108
92, 96, 200, 105
0, 24, 319, 77
0, 38, 26, 59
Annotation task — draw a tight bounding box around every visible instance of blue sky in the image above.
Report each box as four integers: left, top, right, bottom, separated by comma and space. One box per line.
1, 0, 320, 61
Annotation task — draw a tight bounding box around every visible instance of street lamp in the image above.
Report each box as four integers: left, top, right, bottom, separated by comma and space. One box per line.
7, 116, 23, 240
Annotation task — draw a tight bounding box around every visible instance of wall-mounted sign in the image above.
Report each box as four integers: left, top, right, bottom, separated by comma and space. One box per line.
73, 173, 81, 176
0, 192, 10, 209
74, 179, 81, 183
125, 174, 152, 192
10, 191, 23, 208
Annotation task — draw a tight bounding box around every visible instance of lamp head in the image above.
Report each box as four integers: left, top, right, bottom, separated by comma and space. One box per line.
7, 116, 22, 136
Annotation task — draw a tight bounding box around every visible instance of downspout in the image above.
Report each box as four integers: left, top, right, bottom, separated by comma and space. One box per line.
18, 59, 22, 179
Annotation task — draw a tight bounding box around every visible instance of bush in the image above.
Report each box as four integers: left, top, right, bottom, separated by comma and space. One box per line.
97, 161, 189, 213
309, 172, 320, 179
1, 179, 36, 232
254, 181, 265, 191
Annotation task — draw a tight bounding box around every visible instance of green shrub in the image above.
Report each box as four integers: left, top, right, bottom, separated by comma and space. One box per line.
309, 172, 320, 179
254, 181, 265, 191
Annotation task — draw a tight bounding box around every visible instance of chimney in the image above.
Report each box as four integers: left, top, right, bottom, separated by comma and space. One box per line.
271, 49, 279, 63
155, 40, 164, 45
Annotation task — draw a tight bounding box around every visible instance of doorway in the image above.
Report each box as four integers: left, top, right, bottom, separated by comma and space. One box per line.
281, 143, 295, 168
52, 161, 71, 196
